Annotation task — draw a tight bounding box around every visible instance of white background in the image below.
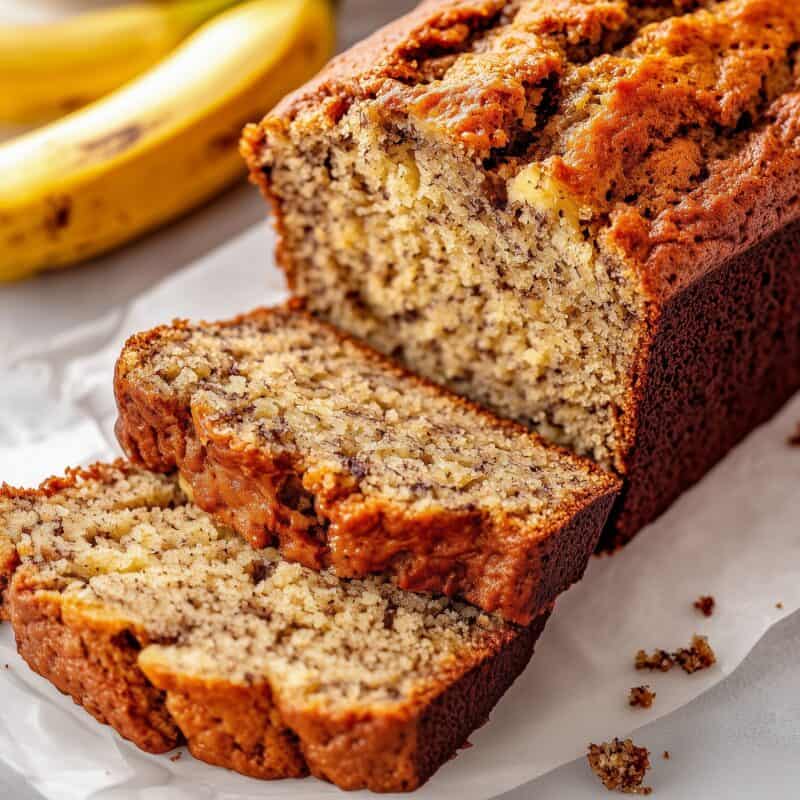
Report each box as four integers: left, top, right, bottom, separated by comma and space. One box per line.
1, 2, 799, 798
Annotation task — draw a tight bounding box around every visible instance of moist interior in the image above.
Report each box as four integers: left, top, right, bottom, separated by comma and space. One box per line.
120, 311, 609, 521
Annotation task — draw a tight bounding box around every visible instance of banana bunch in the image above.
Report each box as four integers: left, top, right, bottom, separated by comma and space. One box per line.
0, 0, 335, 282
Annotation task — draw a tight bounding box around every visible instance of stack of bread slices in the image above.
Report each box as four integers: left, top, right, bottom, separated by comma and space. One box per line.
1, 305, 618, 792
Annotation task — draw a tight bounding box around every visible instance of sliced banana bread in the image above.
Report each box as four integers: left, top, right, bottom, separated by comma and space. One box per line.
0, 463, 548, 793
243, 0, 800, 548
114, 305, 619, 625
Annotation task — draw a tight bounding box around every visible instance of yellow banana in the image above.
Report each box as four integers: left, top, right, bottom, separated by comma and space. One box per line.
0, 0, 335, 282
0, 0, 244, 124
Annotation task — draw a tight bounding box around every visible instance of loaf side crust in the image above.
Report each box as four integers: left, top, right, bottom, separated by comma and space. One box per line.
604, 218, 800, 547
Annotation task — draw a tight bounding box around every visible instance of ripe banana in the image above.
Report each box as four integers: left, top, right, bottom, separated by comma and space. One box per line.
0, 0, 243, 124
0, 0, 335, 282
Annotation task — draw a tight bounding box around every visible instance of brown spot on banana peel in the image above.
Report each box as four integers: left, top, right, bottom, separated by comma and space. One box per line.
79, 116, 168, 162
80, 124, 145, 159
60, 96, 90, 114
44, 195, 72, 236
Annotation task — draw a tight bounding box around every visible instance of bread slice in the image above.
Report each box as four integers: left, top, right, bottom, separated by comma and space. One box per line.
243, 0, 800, 548
0, 462, 548, 792
114, 304, 619, 625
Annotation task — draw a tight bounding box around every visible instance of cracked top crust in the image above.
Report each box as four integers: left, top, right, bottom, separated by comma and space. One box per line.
248, 0, 800, 299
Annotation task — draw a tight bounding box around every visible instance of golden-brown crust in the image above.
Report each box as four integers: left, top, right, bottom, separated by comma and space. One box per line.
246, 0, 800, 299
140, 660, 308, 780
610, 89, 800, 301
8, 573, 182, 754
114, 304, 619, 625
261, 0, 510, 126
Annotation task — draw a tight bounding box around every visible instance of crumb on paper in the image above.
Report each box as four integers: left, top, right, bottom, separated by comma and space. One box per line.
789, 423, 800, 447
587, 739, 652, 795
674, 635, 717, 674
694, 595, 715, 617
636, 648, 674, 672
629, 686, 656, 709
636, 635, 716, 675
169, 752, 182, 762
776, 602, 784, 610
663, 751, 670, 760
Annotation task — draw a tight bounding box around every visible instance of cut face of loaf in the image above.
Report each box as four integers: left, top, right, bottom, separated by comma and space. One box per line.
114, 305, 619, 625
245, 0, 800, 547
0, 463, 548, 793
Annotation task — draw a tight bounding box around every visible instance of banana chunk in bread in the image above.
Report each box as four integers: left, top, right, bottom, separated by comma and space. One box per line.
114, 305, 619, 625
0, 463, 548, 792
244, 0, 800, 548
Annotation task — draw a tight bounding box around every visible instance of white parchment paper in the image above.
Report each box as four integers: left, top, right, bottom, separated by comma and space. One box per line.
0, 224, 798, 800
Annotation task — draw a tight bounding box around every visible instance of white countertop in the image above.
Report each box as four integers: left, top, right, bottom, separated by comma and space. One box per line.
1, 2, 798, 798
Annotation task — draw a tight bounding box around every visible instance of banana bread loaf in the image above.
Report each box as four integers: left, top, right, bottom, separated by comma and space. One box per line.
114, 304, 619, 625
243, 0, 800, 548
0, 463, 548, 793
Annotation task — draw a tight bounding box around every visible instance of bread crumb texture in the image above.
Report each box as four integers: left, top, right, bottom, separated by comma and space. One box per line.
251, 0, 800, 472
0, 464, 539, 791
628, 685, 655, 709
118, 307, 611, 519
588, 738, 652, 795
636, 635, 717, 674
0, 464, 508, 704
693, 595, 715, 617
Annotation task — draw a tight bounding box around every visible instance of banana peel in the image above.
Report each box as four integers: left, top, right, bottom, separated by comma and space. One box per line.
0, 0, 243, 124
0, 0, 335, 282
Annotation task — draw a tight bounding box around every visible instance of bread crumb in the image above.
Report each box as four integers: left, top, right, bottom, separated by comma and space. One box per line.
776, 602, 784, 610
636, 635, 716, 675
170, 752, 182, 762
587, 739, 652, 795
789, 424, 800, 447
629, 686, 656, 709
674, 635, 717, 674
694, 596, 715, 617
635, 648, 674, 672
662, 751, 670, 760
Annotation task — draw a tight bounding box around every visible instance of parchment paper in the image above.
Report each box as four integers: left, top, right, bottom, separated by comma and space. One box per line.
0, 225, 798, 800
